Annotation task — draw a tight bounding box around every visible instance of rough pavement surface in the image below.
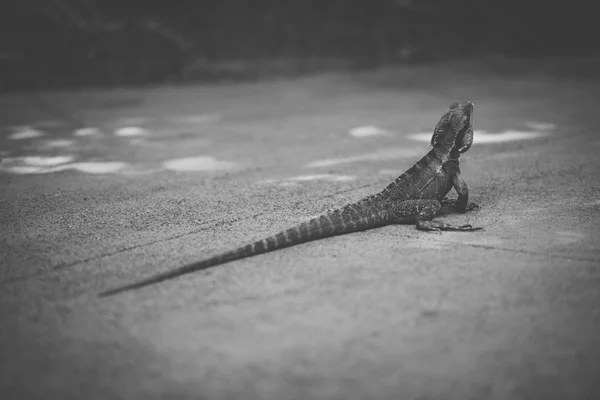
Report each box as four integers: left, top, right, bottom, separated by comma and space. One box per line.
1, 58, 599, 400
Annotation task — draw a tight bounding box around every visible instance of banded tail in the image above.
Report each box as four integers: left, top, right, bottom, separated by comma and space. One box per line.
99, 200, 391, 297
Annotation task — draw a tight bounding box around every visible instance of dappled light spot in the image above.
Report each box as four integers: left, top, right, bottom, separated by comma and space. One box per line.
306, 147, 422, 168
8, 127, 44, 140
0, 157, 127, 174
474, 130, 549, 143
74, 127, 102, 136
0, 160, 67, 174
5, 166, 53, 174
379, 169, 405, 175
22, 155, 74, 166
348, 125, 390, 138
163, 156, 238, 172
0, 155, 74, 168
289, 174, 355, 182
406, 132, 432, 142
407, 129, 549, 144
69, 162, 127, 174
114, 126, 148, 137
257, 174, 355, 186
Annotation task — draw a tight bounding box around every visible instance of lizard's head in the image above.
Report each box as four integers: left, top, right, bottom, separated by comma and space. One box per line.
430, 101, 474, 156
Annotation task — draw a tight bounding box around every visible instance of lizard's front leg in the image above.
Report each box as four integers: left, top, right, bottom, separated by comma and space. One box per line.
442, 172, 479, 212
391, 200, 480, 232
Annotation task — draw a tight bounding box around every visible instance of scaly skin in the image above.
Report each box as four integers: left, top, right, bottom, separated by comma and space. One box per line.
99, 101, 481, 297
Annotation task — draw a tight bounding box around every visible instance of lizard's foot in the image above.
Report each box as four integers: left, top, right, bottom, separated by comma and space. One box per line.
440, 223, 483, 232
465, 202, 479, 212
417, 219, 483, 233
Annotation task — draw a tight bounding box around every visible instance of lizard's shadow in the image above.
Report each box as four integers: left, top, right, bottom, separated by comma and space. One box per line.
437, 201, 478, 217
438, 203, 457, 217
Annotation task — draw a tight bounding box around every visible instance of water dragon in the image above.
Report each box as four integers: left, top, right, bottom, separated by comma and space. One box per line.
100, 101, 481, 297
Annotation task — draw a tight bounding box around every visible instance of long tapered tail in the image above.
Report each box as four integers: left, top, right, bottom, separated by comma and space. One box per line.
99, 202, 391, 297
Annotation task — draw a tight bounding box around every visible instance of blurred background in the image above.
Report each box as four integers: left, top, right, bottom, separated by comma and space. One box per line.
2, 0, 598, 91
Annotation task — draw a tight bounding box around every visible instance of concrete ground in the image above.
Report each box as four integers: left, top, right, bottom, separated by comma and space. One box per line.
1, 57, 599, 400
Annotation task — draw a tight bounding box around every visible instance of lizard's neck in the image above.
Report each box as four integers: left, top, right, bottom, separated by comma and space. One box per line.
432, 145, 460, 164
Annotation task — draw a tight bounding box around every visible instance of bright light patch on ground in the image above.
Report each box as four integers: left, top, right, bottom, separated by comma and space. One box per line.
6, 166, 53, 174
114, 126, 148, 136
406, 132, 433, 142
349, 125, 390, 138
22, 156, 74, 166
0, 155, 74, 167
70, 162, 127, 174
407, 129, 549, 144
289, 174, 355, 182
257, 175, 355, 186
74, 127, 102, 136
306, 147, 422, 168
163, 156, 238, 172
475, 130, 549, 143
8, 127, 44, 140
379, 169, 405, 175
0, 157, 127, 174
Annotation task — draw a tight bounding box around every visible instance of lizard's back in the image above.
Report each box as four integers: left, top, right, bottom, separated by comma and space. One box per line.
381, 149, 453, 202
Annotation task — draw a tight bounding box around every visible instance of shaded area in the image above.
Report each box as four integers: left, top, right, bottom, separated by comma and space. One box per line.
1, 0, 598, 90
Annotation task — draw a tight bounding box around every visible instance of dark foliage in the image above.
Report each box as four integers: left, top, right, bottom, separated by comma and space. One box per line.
1, 0, 597, 90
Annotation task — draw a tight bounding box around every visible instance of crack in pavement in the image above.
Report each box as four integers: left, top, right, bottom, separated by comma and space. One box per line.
0, 183, 378, 286
4, 181, 597, 288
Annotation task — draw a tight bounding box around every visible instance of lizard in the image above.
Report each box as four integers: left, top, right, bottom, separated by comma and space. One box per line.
99, 101, 481, 297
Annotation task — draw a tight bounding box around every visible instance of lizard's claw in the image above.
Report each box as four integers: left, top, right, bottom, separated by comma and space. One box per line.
465, 202, 480, 212
417, 219, 483, 232
417, 219, 482, 232
442, 224, 483, 232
